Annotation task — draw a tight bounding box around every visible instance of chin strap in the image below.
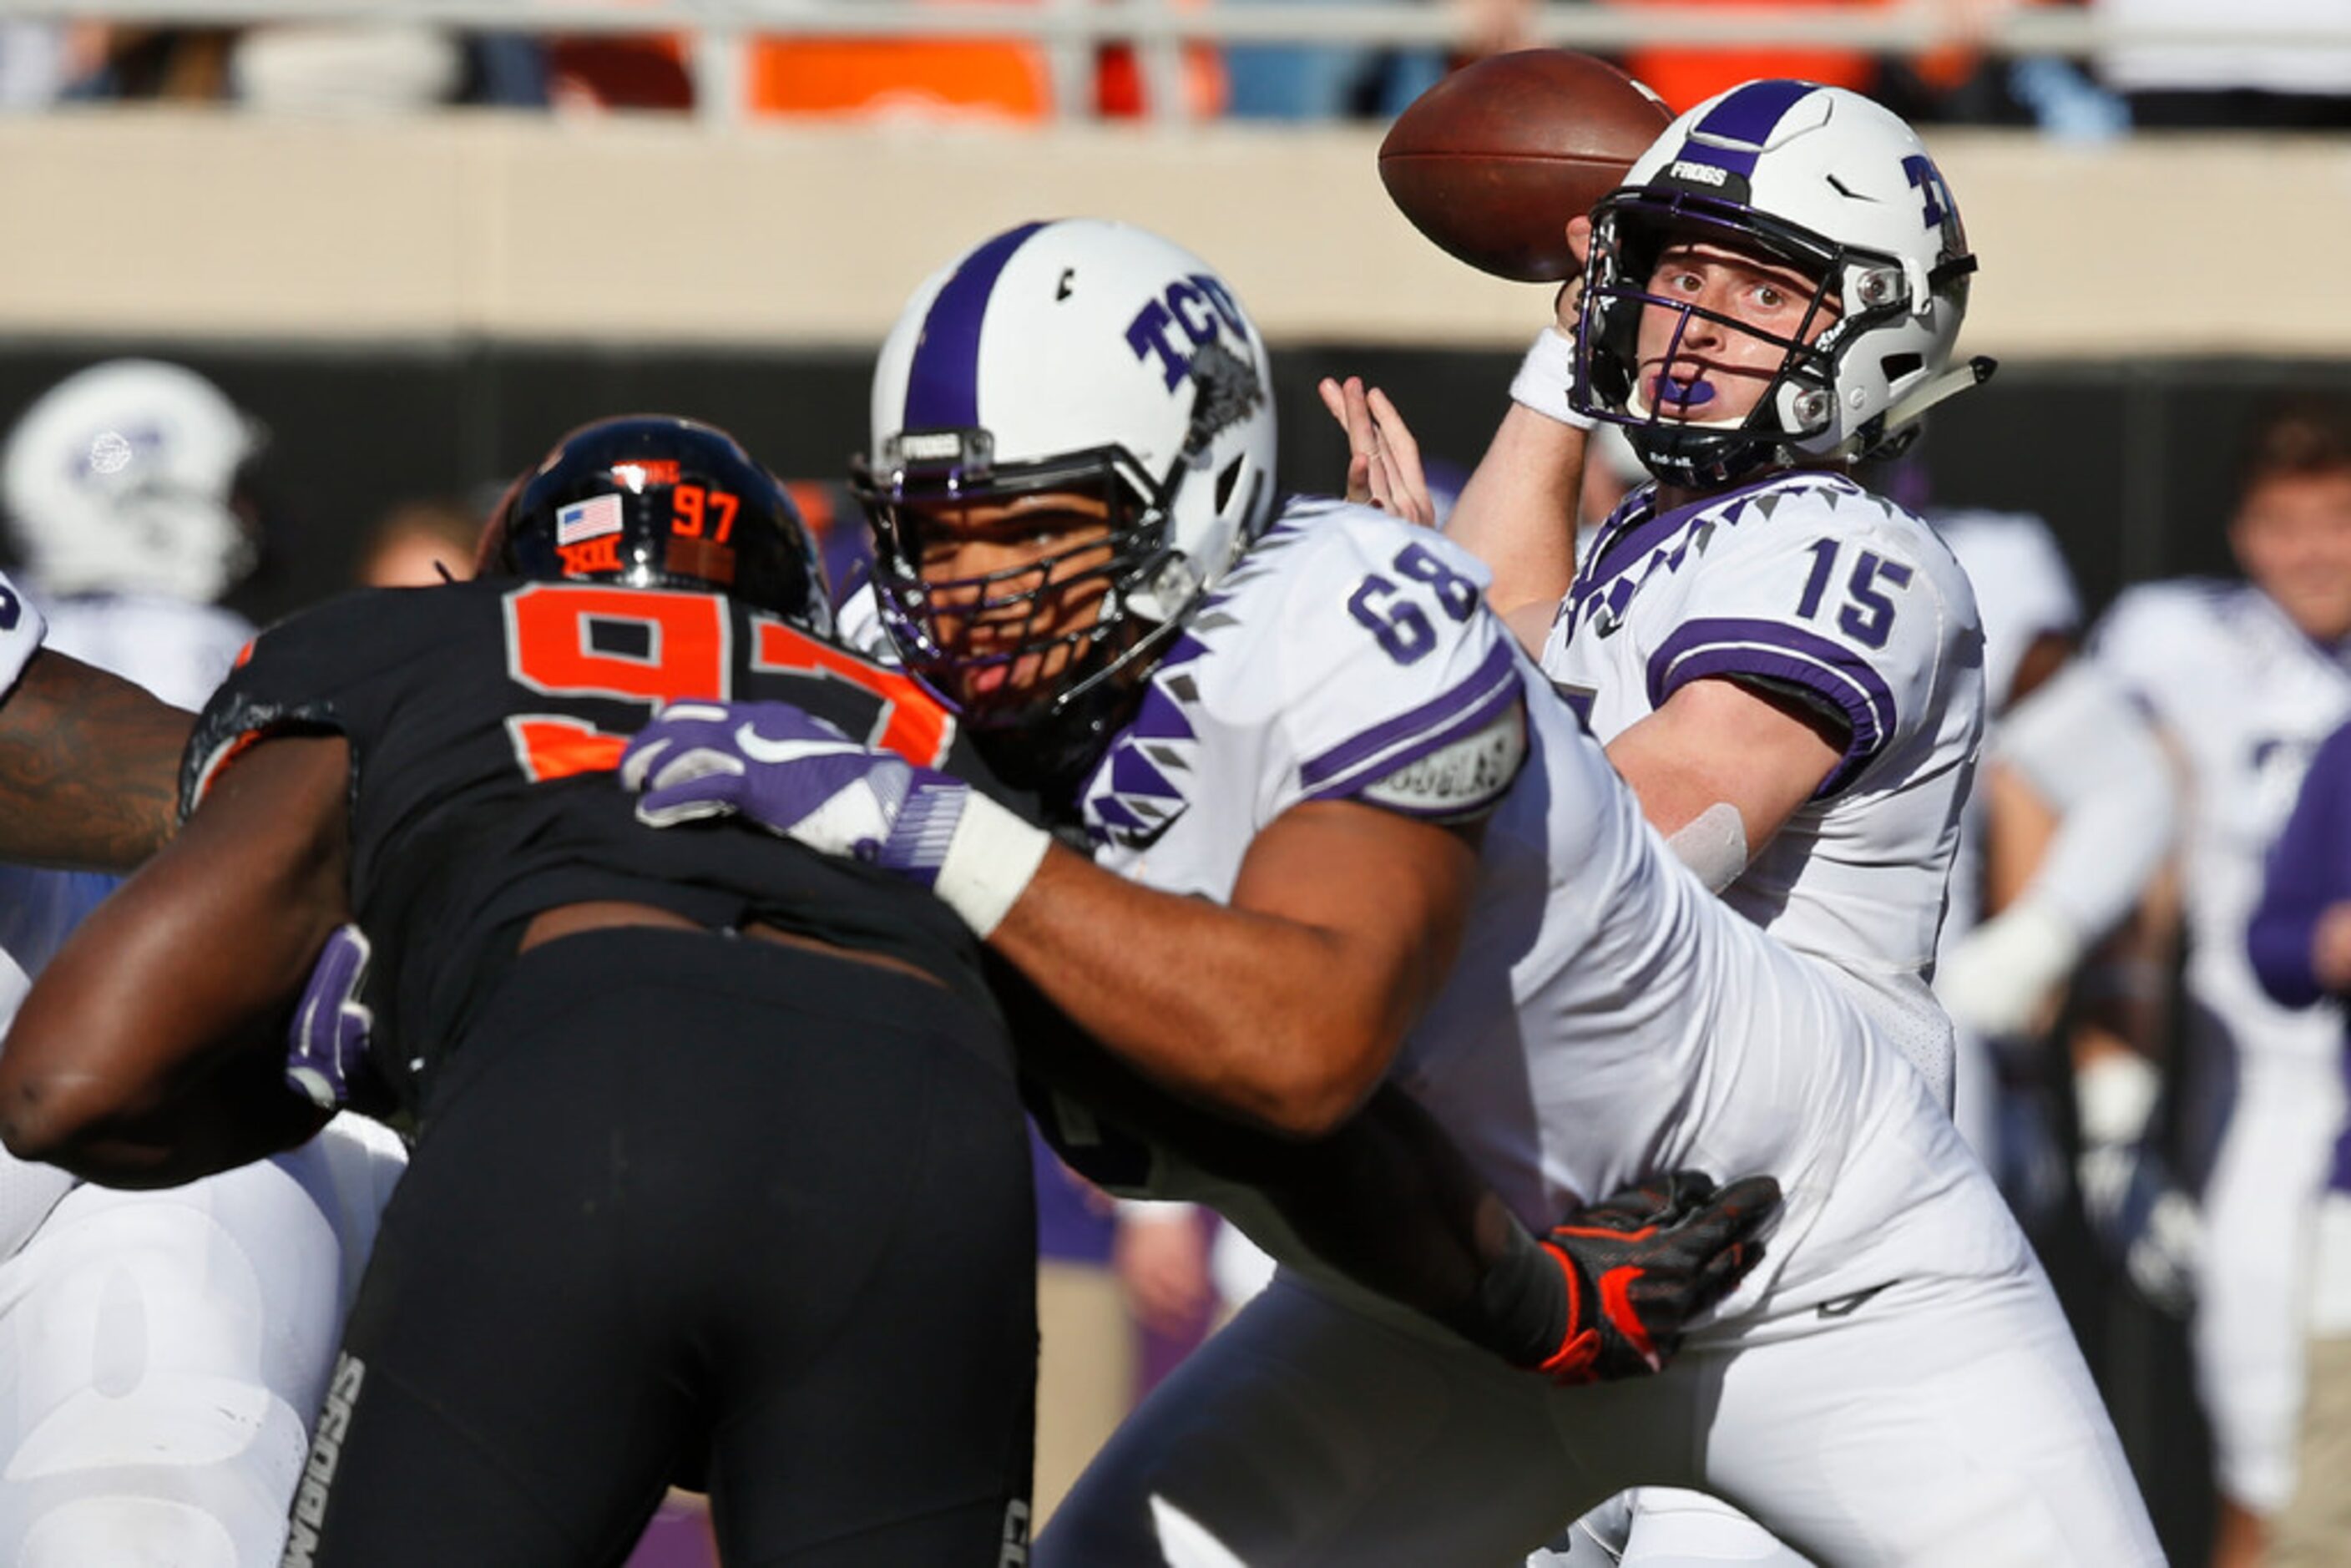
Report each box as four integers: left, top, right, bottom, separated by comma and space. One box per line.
1833, 355, 1998, 463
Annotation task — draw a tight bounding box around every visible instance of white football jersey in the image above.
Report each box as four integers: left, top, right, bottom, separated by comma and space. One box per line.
40, 591, 252, 710
2091, 579, 2351, 1059
1071, 499, 1981, 1328
1539, 472, 1985, 1076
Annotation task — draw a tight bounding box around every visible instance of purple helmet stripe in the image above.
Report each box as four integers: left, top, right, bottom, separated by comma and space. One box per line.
904, 220, 1048, 432
1674, 78, 1816, 181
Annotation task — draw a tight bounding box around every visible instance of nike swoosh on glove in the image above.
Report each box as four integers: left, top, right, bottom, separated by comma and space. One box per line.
620, 700, 1050, 938
623, 700, 956, 882
286, 923, 375, 1110
1535, 1170, 1782, 1383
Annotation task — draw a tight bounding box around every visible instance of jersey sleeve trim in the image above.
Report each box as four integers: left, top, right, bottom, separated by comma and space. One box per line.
178, 700, 342, 821
1646, 616, 1897, 796
1298, 639, 1524, 806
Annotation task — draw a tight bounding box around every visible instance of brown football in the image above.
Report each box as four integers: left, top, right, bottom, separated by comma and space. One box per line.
1379, 51, 1673, 283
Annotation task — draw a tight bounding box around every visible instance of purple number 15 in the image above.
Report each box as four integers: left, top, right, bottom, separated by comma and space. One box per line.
1795, 538, 1912, 651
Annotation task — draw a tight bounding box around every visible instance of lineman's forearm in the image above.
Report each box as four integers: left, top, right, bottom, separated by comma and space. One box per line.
988, 846, 1407, 1137
1258, 1083, 1566, 1366
1009, 979, 1565, 1368
0, 650, 193, 871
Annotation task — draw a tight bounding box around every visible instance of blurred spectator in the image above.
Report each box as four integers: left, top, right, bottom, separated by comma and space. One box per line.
2088, 397, 2351, 1568
458, 33, 550, 109
746, 0, 1059, 121
1223, 0, 1530, 119
0, 23, 73, 110
1095, 0, 1227, 123
53, 21, 543, 112
2251, 716, 2351, 1567
230, 23, 464, 114
2096, 0, 2351, 128
1612, 0, 1873, 114
549, 34, 694, 113
67, 25, 239, 102
750, 31, 1052, 120
356, 497, 481, 589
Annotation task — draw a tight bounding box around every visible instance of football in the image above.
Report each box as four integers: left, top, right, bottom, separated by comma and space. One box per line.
1378, 51, 1674, 284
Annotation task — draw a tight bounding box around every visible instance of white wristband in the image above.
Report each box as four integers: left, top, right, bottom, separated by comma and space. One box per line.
1509, 325, 1594, 431
933, 789, 1053, 938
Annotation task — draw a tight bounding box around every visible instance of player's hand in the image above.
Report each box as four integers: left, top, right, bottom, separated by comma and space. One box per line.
1534, 1170, 1780, 1383
1315, 376, 1437, 527
620, 701, 1050, 938
286, 923, 373, 1110
623, 700, 962, 878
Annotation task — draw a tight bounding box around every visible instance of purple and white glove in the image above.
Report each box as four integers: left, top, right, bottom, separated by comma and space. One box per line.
619, 701, 1050, 938
287, 923, 373, 1110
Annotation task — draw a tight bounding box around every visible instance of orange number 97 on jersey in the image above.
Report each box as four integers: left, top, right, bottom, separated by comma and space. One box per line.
501, 583, 952, 783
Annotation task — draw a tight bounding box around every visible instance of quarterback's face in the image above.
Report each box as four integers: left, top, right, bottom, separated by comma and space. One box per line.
2233, 468, 2351, 644
1636, 240, 1840, 427
905, 490, 1116, 703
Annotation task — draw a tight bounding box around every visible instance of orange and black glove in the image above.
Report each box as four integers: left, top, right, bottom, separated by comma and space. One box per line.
1527, 1171, 1782, 1383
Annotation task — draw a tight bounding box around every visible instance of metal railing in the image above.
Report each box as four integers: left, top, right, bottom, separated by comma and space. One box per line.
0, 0, 2343, 124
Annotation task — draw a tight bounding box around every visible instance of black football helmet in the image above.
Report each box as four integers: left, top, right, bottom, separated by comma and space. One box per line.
479, 414, 832, 634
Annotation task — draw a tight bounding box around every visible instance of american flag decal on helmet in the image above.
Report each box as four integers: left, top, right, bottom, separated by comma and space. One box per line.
555, 494, 624, 546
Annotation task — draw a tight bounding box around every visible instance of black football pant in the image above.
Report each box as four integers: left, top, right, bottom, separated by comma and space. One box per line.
284, 928, 1036, 1567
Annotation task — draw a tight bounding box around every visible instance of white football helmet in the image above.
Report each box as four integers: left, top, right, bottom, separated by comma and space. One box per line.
858, 219, 1277, 786
1570, 81, 1992, 488
1, 359, 264, 603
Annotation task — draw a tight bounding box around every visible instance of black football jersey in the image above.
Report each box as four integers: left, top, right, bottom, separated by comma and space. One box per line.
181, 577, 1019, 1110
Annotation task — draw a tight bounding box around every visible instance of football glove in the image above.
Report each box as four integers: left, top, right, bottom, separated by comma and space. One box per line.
1534, 1171, 1781, 1383
286, 923, 373, 1110
620, 700, 1049, 938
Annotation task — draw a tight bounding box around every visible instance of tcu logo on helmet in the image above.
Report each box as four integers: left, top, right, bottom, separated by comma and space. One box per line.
1901, 154, 1966, 257
1125, 274, 1251, 392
